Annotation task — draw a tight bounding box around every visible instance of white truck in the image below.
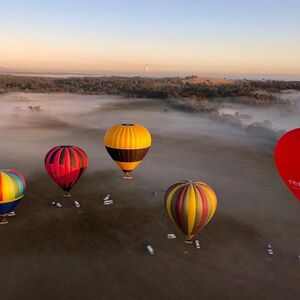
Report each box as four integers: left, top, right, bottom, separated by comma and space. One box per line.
142, 241, 154, 256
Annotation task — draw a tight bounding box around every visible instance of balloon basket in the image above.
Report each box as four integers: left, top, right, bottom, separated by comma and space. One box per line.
0, 216, 8, 225
63, 193, 71, 198
185, 239, 193, 244
122, 174, 132, 180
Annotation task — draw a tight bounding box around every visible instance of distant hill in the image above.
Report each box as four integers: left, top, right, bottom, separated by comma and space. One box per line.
182, 76, 233, 85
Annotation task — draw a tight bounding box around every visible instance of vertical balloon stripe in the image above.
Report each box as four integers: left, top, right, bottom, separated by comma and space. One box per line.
191, 185, 202, 235
112, 126, 121, 148
78, 147, 88, 167
112, 126, 120, 148
167, 183, 180, 225
117, 126, 124, 147
202, 185, 217, 225
9, 174, 17, 200
198, 187, 212, 229
9, 170, 26, 189
73, 148, 80, 167
8, 171, 25, 199
122, 127, 128, 148
59, 147, 66, 165
165, 183, 184, 225
2, 173, 10, 201
65, 147, 71, 174
181, 187, 190, 235
132, 126, 138, 149
176, 185, 188, 234
17, 176, 24, 196
165, 194, 175, 224
187, 184, 197, 238
201, 183, 217, 213
49, 148, 60, 164
76, 148, 83, 168
124, 126, 130, 149
205, 188, 213, 225
117, 126, 125, 148
196, 185, 208, 227
9, 173, 20, 198
170, 185, 183, 226
75, 148, 84, 167
53, 148, 63, 174
0, 173, 3, 202
69, 147, 77, 168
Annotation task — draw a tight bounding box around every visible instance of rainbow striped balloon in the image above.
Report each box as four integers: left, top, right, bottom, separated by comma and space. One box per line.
0, 170, 26, 215
164, 180, 217, 241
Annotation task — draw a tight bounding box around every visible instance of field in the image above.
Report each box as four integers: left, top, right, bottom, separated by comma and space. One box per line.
0, 93, 299, 300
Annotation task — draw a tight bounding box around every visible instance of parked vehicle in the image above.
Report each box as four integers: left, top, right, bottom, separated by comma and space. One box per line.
73, 200, 80, 208
194, 239, 200, 249
104, 199, 113, 205
103, 194, 111, 201
142, 241, 154, 256
167, 233, 176, 239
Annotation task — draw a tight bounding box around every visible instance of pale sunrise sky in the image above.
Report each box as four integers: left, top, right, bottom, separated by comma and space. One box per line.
0, 0, 300, 76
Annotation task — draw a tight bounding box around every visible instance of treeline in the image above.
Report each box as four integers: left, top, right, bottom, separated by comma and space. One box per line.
0, 75, 299, 106
0, 75, 181, 96
246, 80, 300, 92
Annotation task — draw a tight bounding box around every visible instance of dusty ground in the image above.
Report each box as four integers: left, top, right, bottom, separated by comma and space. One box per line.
0, 93, 299, 300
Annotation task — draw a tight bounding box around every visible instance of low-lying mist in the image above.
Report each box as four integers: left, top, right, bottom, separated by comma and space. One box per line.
0, 91, 300, 258
217, 90, 300, 132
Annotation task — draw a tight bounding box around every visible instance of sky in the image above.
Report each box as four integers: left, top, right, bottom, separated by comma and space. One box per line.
0, 0, 300, 77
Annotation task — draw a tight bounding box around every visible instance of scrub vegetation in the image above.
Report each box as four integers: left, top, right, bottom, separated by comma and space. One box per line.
1, 75, 299, 112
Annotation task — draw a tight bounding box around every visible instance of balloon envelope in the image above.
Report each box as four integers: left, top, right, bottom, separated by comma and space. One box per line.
274, 128, 300, 201
44, 145, 88, 192
104, 124, 151, 176
0, 169, 26, 215
164, 180, 217, 241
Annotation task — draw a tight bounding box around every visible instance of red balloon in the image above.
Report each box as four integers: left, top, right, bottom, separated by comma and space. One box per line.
274, 128, 300, 201
45, 145, 88, 192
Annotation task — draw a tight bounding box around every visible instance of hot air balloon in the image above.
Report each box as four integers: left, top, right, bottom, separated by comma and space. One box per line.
274, 128, 300, 202
104, 124, 151, 179
0, 169, 26, 225
44, 146, 88, 203
164, 180, 217, 242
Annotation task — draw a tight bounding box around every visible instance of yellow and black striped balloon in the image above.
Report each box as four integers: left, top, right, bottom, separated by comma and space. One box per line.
164, 180, 217, 241
104, 124, 151, 177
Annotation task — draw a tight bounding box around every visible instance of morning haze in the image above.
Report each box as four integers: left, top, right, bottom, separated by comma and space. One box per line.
0, 1, 300, 299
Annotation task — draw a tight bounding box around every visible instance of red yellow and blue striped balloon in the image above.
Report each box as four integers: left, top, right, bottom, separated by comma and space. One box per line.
0, 170, 26, 215
164, 180, 217, 241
